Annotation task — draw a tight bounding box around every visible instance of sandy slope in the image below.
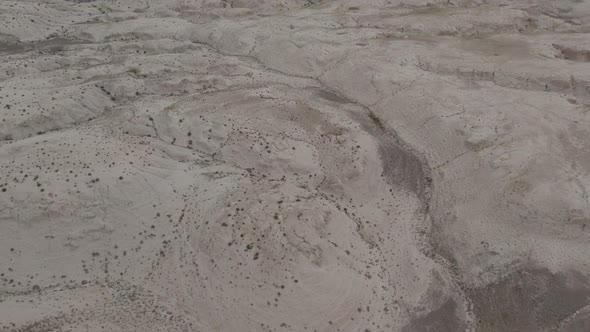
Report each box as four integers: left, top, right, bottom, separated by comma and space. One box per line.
0, 0, 589, 331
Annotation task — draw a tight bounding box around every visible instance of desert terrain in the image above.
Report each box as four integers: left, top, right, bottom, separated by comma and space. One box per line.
0, 0, 589, 331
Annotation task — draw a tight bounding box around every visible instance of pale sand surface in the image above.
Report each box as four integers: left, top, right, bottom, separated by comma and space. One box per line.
0, 1, 589, 331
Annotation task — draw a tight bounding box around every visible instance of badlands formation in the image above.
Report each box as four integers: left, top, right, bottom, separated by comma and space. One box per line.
0, 0, 589, 331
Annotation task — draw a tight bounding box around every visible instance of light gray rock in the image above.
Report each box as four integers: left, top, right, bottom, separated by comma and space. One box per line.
0, 0, 588, 331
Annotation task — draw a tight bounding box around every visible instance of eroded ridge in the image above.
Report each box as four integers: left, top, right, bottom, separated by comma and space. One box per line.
1, 1, 589, 331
